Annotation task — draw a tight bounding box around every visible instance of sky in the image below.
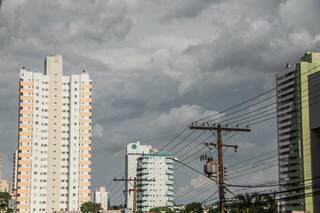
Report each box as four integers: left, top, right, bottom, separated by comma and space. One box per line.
0, 0, 320, 205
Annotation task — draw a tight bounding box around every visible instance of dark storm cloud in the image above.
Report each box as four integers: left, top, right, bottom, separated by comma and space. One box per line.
0, 0, 133, 51
89, 0, 320, 198
0, 0, 135, 181
160, 0, 220, 21
0, 0, 319, 203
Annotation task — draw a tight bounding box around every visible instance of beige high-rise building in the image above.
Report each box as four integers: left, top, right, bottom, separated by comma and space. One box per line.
12, 55, 93, 212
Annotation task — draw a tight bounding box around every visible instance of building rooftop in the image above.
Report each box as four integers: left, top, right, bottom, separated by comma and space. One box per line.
301, 51, 320, 63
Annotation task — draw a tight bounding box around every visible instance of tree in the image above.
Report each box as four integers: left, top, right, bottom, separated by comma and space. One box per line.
235, 193, 254, 213
0, 192, 13, 213
80, 201, 102, 213
150, 206, 173, 213
253, 194, 277, 213
226, 193, 278, 213
184, 202, 203, 213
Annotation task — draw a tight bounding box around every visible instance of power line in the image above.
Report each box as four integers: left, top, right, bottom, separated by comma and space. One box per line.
188, 65, 320, 141
110, 64, 320, 208
195, 88, 276, 122
176, 101, 318, 206
160, 126, 189, 151
175, 179, 213, 203
173, 131, 207, 157
196, 64, 320, 124
223, 135, 317, 193
176, 132, 237, 171
112, 63, 319, 182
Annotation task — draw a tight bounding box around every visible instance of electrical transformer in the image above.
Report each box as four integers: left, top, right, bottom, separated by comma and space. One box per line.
204, 160, 217, 177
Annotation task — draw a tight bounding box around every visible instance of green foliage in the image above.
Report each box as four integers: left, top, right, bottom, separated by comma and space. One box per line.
80, 201, 102, 213
0, 192, 13, 213
226, 193, 278, 213
150, 206, 173, 213
207, 207, 217, 213
184, 202, 203, 213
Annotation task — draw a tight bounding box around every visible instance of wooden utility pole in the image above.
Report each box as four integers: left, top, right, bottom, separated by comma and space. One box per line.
190, 122, 250, 213
113, 177, 155, 212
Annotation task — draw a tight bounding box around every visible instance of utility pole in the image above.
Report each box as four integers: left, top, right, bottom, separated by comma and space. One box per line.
113, 177, 155, 212
190, 122, 251, 213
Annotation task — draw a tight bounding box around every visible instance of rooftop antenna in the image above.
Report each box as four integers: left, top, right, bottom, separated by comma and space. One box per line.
285, 63, 291, 69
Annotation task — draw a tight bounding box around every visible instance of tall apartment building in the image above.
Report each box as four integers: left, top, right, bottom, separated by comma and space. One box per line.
277, 52, 320, 213
13, 55, 93, 212
12, 150, 19, 199
125, 142, 153, 211
94, 186, 109, 212
277, 61, 304, 212
136, 151, 173, 212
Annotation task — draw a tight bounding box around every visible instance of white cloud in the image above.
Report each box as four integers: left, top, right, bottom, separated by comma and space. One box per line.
0, 0, 134, 52
141, 35, 199, 51
279, 0, 320, 35
148, 105, 219, 133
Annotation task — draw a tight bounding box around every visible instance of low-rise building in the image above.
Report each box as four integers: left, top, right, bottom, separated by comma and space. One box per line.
0, 179, 9, 192
94, 186, 109, 212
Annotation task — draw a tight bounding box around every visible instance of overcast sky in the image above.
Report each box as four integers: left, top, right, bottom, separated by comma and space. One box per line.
0, 0, 320, 205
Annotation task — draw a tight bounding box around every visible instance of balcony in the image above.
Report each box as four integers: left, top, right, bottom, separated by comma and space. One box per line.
166, 180, 173, 185
141, 186, 148, 191
166, 200, 174, 207
166, 159, 173, 164
166, 191, 173, 196
166, 170, 173, 175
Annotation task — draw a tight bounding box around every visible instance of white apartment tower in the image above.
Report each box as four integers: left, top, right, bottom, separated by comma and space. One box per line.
136, 151, 174, 212
125, 142, 152, 211
13, 55, 93, 212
